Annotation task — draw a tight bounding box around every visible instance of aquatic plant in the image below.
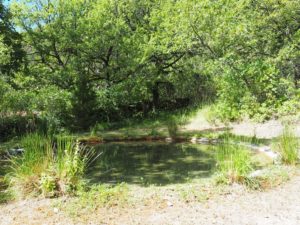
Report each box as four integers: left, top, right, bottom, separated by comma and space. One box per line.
8, 133, 97, 198
276, 126, 299, 165
215, 141, 253, 184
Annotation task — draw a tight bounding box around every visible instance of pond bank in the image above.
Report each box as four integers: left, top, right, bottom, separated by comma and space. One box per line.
0, 168, 298, 225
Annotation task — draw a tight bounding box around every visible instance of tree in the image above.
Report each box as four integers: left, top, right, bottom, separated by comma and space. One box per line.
0, 0, 24, 78
11, 0, 198, 126
188, 0, 300, 119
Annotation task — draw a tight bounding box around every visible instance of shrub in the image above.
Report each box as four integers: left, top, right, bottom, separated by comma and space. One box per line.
215, 142, 253, 184
7, 133, 96, 198
276, 127, 299, 165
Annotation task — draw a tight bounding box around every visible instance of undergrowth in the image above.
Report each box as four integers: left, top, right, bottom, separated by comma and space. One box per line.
56, 183, 128, 217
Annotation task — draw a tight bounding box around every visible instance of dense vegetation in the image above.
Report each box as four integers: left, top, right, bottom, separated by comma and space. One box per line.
0, 0, 300, 138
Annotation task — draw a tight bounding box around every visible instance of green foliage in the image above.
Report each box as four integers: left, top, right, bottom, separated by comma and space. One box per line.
0, 0, 299, 132
0, 35, 12, 65
7, 134, 96, 198
6, 0, 210, 130
71, 75, 97, 130
189, 0, 300, 121
0, 1, 24, 76
215, 142, 253, 184
0, 114, 40, 141
276, 127, 299, 165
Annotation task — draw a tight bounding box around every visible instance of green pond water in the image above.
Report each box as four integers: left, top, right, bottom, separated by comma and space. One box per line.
86, 142, 217, 185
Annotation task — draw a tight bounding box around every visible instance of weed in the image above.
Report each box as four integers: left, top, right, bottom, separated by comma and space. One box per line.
57, 183, 128, 217
245, 166, 292, 190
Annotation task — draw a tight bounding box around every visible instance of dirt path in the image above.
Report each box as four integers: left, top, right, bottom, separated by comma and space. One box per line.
184, 115, 300, 139
114, 174, 300, 225
0, 173, 299, 225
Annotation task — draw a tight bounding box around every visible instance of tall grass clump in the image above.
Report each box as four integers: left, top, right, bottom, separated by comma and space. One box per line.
216, 141, 253, 184
8, 133, 96, 198
277, 126, 299, 165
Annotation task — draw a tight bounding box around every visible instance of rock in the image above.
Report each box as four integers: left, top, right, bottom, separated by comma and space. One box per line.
191, 137, 197, 143
7, 148, 25, 156
167, 201, 173, 207
258, 146, 272, 152
197, 138, 210, 144
165, 137, 173, 143
211, 139, 219, 144
53, 208, 59, 213
248, 144, 260, 151
255, 146, 280, 162
249, 170, 266, 178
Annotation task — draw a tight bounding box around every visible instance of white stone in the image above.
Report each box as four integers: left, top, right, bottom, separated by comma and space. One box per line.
167, 201, 173, 207
53, 208, 59, 213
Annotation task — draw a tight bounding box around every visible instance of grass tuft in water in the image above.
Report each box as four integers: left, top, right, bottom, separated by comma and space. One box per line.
276, 126, 299, 165
215, 141, 253, 184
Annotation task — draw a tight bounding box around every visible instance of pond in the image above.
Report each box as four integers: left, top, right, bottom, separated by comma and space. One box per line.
86, 142, 217, 186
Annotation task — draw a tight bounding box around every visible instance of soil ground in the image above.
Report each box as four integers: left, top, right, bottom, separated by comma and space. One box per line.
183, 111, 300, 139
0, 171, 299, 225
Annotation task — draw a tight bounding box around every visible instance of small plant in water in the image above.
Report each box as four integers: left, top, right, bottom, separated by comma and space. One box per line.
215, 141, 253, 184
7, 133, 97, 198
277, 126, 299, 165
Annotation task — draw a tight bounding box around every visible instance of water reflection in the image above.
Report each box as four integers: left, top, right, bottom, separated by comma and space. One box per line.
86, 142, 216, 186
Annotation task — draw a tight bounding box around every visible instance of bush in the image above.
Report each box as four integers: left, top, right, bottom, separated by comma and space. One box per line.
7, 133, 96, 198
215, 142, 253, 184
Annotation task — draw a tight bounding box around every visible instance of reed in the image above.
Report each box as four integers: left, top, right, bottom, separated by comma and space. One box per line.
8, 133, 97, 198
277, 127, 299, 165
216, 141, 253, 183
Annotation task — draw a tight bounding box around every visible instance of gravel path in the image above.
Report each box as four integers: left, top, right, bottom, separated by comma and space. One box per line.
119, 174, 300, 225
0, 173, 299, 225
231, 120, 300, 139
184, 116, 300, 139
